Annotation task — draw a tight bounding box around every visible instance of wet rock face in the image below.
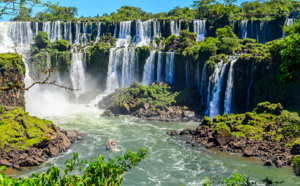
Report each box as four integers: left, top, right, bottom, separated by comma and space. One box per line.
0, 130, 83, 170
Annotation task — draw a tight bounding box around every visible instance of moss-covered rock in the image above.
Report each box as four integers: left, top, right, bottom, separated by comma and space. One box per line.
201, 102, 300, 144
0, 107, 58, 153
0, 54, 25, 108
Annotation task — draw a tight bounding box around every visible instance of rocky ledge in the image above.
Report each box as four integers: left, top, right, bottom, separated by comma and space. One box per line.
0, 106, 84, 170
0, 129, 83, 170
99, 82, 201, 122
169, 102, 300, 176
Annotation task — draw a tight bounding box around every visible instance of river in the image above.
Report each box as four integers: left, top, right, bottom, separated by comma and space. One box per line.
5, 89, 299, 185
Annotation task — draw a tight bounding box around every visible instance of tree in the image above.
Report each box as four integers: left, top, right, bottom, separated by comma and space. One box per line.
35, 2, 77, 21
0, 0, 44, 19
192, 0, 216, 19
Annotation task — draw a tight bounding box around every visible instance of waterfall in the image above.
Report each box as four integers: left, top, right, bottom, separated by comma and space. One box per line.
0, 22, 33, 53
34, 22, 39, 36
224, 59, 237, 114
251, 20, 254, 39
247, 60, 254, 111
193, 20, 206, 41
116, 21, 132, 47
240, 20, 248, 39
197, 61, 200, 91
283, 18, 295, 38
106, 48, 136, 92
142, 51, 156, 85
113, 23, 117, 38
46, 52, 51, 69
50, 21, 61, 42
75, 21, 81, 44
157, 51, 162, 82
206, 61, 228, 118
186, 60, 189, 87
135, 20, 152, 46
70, 53, 86, 95
43, 21, 51, 40
200, 63, 207, 105
63, 21, 72, 44
96, 22, 102, 42
165, 51, 175, 84
171, 20, 182, 36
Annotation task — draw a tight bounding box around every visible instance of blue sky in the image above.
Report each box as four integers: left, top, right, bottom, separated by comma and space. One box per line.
51, 0, 247, 17
3, 0, 248, 20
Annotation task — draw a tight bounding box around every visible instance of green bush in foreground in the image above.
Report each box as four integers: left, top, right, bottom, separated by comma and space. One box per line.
0, 148, 147, 186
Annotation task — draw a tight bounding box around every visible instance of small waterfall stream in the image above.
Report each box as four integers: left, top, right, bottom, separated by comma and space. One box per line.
200, 63, 207, 105
240, 20, 248, 39
70, 53, 86, 95
157, 51, 162, 82
165, 51, 175, 84
170, 20, 182, 36
186, 60, 189, 87
206, 61, 228, 118
193, 20, 206, 41
224, 59, 237, 114
142, 51, 156, 85
247, 60, 255, 111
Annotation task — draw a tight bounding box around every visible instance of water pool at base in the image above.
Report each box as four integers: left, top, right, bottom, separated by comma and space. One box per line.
6, 104, 299, 185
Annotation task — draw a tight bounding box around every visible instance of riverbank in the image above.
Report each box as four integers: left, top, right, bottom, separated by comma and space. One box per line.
170, 102, 300, 176
0, 106, 83, 170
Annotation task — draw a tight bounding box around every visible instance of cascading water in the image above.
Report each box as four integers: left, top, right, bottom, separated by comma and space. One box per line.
116, 21, 132, 47
283, 18, 295, 38
224, 59, 237, 115
171, 20, 182, 36
142, 51, 156, 85
63, 21, 72, 44
247, 60, 254, 111
240, 20, 248, 39
200, 63, 207, 105
70, 53, 86, 95
206, 61, 228, 118
96, 22, 102, 42
186, 60, 189, 87
135, 20, 152, 46
165, 51, 175, 84
157, 51, 162, 82
197, 61, 200, 91
106, 48, 136, 92
193, 20, 206, 41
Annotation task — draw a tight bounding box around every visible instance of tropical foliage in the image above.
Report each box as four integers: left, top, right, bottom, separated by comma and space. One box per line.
0, 148, 147, 185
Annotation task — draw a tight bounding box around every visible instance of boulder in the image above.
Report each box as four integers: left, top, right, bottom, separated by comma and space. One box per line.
48, 144, 59, 157
0, 159, 11, 167
243, 148, 253, 157
179, 127, 195, 135
216, 137, 233, 146
169, 130, 178, 136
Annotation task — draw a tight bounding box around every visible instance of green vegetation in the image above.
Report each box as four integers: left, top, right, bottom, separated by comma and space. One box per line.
202, 102, 300, 146
280, 20, 300, 85
289, 156, 300, 175
0, 107, 58, 153
30, 31, 72, 77
0, 148, 147, 185
112, 82, 179, 112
